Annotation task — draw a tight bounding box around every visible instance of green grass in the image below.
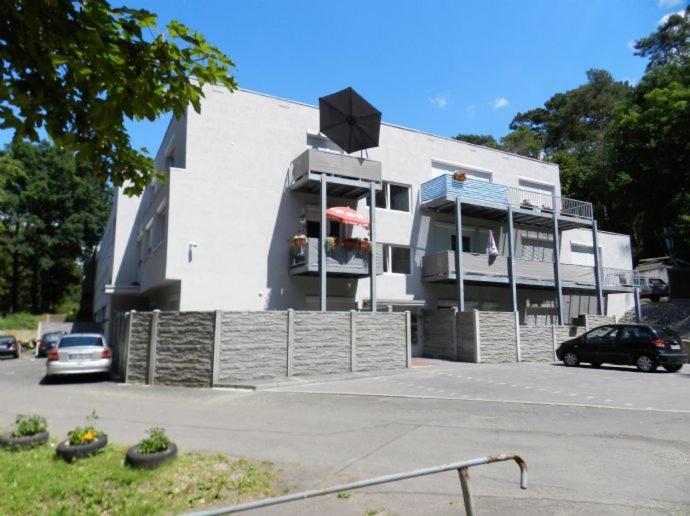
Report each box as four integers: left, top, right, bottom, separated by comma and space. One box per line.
0, 312, 42, 331
0, 443, 279, 515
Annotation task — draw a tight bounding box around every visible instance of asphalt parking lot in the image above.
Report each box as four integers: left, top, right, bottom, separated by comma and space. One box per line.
1, 355, 689, 515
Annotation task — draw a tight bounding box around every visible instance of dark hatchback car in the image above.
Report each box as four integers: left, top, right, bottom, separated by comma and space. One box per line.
557, 324, 687, 373
36, 332, 65, 358
0, 335, 20, 359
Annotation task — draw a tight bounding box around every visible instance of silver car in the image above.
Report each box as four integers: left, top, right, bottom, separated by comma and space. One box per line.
46, 334, 111, 378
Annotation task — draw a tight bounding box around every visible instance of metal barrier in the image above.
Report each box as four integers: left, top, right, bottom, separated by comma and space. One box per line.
188, 453, 527, 516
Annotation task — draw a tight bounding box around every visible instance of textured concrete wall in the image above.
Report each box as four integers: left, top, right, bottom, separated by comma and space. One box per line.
519, 326, 554, 362
457, 311, 477, 362
583, 314, 616, 330
217, 312, 288, 383
422, 310, 457, 360
126, 313, 152, 383
477, 311, 518, 363
293, 312, 351, 376
154, 311, 214, 387
356, 313, 407, 371
554, 325, 586, 345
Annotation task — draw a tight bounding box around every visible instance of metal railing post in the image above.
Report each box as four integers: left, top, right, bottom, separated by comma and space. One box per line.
458, 467, 476, 516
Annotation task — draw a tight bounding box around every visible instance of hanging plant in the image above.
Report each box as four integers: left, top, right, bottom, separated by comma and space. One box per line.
325, 236, 336, 252
289, 234, 308, 248
359, 238, 371, 252
453, 171, 467, 182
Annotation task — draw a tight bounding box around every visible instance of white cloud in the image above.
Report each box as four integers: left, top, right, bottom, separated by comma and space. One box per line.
428, 93, 448, 109
658, 0, 683, 8
466, 104, 476, 118
659, 9, 685, 25
492, 97, 509, 110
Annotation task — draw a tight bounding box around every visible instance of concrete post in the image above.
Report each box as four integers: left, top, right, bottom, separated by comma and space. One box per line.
473, 309, 481, 364
405, 311, 412, 368
592, 220, 604, 315
551, 196, 564, 325
320, 174, 328, 311
507, 205, 518, 312
287, 309, 294, 376
514, 311, 521, 362
147, 310, 160, 385
369, 181, 377, 312
349, 310, 357, 372
212, 310, 222, 386
634, 287, 642, 322
451, 307, 459, 361
551, 324, 557, 361
455, 198, 464, 311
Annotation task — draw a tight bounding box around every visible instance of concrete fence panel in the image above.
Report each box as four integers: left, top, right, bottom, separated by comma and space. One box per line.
125, 313, 152, 384
519, 326, 554, 362
355, 312, 407, 371
154, 312, 214, 387
293, 312, 351, 376
217, 311, 289, 383
456, 311, 477, 362
477, 311, 517, 363
422, 309, 457, 360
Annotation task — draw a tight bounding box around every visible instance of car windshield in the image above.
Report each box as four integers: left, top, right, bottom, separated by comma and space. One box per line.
653, 327, 680, 339
649, 279, 666, 286
44, 334, 61, 342
0, 336, 13, 343
58, 336, 103, 348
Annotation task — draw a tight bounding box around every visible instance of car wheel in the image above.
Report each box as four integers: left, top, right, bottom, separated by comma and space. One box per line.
663, 364, 683, 373
635, 355, 657, 372
650, 295, 660, 302
590, 362, 602, 368
563, 352, 580, 367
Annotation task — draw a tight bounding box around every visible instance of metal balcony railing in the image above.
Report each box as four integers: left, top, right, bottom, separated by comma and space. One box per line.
421, 175, 594, 220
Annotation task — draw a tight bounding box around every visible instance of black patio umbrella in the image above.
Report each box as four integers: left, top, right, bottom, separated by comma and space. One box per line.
319, 87, 382, 154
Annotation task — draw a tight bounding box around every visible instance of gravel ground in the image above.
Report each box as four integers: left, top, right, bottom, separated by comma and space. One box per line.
621, 298, 690, 338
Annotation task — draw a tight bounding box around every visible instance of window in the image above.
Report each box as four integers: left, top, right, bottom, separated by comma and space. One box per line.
383, 245, 411, 274
450, 235, 471, 252
366, 182, 411, 212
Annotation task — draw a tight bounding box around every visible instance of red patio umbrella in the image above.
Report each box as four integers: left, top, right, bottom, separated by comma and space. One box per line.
326, 206, 370, 227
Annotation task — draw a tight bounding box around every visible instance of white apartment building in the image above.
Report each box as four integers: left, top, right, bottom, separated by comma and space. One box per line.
94, 88, 636, 353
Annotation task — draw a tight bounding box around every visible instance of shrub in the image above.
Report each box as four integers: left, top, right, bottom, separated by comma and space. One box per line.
11, 415, 47, 437
137, 427, 171, 454
67, 411, 104, 446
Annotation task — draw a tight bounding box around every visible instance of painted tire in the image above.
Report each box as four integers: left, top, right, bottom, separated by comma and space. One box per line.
125, 442, 177, 469
0, 431, 49, 450
56, 435, 108, 462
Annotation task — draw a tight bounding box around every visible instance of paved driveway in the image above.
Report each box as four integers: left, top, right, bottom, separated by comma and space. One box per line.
1, 355, 689, 515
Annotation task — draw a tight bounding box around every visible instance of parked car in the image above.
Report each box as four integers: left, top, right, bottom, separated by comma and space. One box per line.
557, 324, 687, 372
0, 335, 20, 359
36, 331, 66, 358
639, 277, 669, 302
45, 334, 111, 379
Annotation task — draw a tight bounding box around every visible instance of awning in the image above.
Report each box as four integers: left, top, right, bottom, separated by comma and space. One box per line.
326, 206, 369, 227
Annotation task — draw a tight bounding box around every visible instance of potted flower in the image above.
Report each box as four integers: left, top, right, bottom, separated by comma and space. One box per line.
56, 411, 107, 462
289, 234, 308, 248
343, 238, 359, 250
325, 236, 336, 252
125, 427, 177, 469
0, 414, 49, 450
359, 237, 371, 252
453, 171, 467, 182
521, 199, 534, 209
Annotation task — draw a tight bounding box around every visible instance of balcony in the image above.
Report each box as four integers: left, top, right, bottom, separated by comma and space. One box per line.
288, 149, 382, 198
420, 175, 594, 229
289, 238, 384, 277
422, 250, 637, 291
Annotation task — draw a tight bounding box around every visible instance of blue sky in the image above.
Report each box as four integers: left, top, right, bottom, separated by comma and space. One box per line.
3, 0, 687, 154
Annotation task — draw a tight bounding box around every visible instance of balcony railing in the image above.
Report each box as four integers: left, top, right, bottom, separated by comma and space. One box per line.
422, 250, 635, 290
420, 175, 593, 220
289, 237, 383, 277
290, 149, 382, 185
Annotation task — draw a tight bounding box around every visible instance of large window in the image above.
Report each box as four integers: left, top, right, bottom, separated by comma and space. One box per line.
366, 182, 411, 212
382, 245, 411, 274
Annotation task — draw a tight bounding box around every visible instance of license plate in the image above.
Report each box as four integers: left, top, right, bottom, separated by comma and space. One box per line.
69, 353, 91, 361
670, 344, 681, 350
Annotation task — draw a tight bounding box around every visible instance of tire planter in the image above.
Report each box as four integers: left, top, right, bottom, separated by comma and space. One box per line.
0, 431, 49, 450
56, 434, 108, 462
125, 442, 177, 469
